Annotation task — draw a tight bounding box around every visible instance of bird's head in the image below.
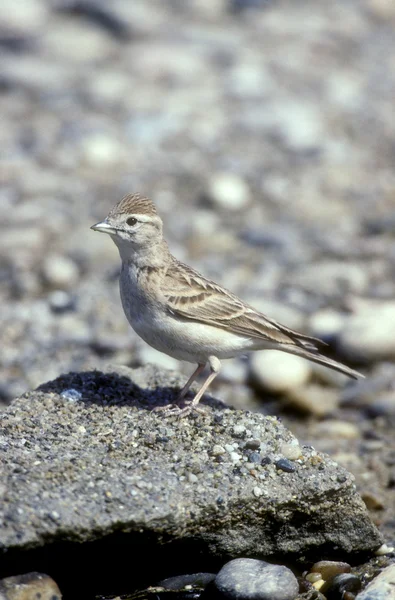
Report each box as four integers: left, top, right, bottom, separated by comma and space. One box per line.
91, 193, 163, 251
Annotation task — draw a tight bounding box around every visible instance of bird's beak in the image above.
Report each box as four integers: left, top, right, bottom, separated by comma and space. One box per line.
90, 220, 117, 235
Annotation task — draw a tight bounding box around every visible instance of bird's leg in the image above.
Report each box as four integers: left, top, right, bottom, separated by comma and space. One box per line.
176, 363, 206, 402
176, 356, 221, 417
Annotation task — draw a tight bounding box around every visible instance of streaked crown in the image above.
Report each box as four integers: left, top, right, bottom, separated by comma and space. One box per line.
109, 193, 157, 217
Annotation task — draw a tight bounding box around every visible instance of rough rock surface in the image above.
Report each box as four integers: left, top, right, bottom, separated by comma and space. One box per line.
357, 563, 395, 600
0, 365, 382, 566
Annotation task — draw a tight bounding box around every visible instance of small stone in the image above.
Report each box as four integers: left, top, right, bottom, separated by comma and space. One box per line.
0, 571, 61, 600
320, 574, 361, 600
337, 302, 395, 362
250, 351, 312, 394
245, 440, 261, 450
48, 290, 75, 314
213, 558, 299, 600
361, 491, 385, 510
287, 385, 339, 417
280, 443, 301, 461
230, 452, 242, 463
232, 425, 246, 437
253, 486, 263, 497
276, 458, 296, 473
312, 579, 325, 591
314, 420, 360, 440
309, 310, 346, 342
212, 445, 226, 456
60, 389, 82, 402
248, 452, 261, 464
81, 133, 126, 167
205, 173, 251, 211
0, 0, 49, 36
374, 543, 395, 556
310, 561, 351, 581
366, 393, 395, 418
306, 573, 324, 583
42, 254, 79, 290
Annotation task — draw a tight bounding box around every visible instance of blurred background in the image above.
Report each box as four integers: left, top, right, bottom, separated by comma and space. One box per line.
1, 0, 395, 418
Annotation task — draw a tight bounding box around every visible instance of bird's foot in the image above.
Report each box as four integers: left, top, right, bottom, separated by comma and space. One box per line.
152, 400, 208, 418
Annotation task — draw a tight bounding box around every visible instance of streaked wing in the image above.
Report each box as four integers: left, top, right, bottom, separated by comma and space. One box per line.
163, 260, 321, 349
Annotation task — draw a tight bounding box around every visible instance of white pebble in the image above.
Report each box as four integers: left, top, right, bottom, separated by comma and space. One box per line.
250, 351, 312, 393
338, 301, 395, 362
281, 443, 301, 461
375, 543, 395, 556
206, 173, 251, 211
230, 452, 242, 463
42, 254, 79, 289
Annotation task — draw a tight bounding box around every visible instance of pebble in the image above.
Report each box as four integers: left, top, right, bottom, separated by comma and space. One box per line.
308, 310, 346, 342
60, 389, 82, 402
48, 290, 75, 314
0, 571, 61, 600
212, 445, 226, 456
42, 254, 79, 290
320, 574, 361, 600
232, 425, 247, 437
276, 458, 296, 473
310, 561, 351, 581
306, 573, 323, 584
287, 385, 339, 417
213, 558, 299, 600
366, 393, 395, 418
337, 302, 395, 362
280, 443, 301, 461
205, 173, 251, 211
80, 133, 126, 168
250, 351, 312, 394
314, 420, 360, 440
1, 0, 49, 36
375, 543, 395, 556
361, 491, 385, 511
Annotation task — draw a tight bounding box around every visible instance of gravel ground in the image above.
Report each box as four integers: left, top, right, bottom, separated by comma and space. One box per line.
1, 0, 395, 579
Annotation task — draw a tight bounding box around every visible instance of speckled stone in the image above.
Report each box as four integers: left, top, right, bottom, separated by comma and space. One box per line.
0, 364, 382, 560
213, 559, 299, 600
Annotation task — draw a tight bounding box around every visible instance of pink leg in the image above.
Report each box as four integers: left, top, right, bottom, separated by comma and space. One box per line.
177, 363, 206, 401
177, 356, 221, 417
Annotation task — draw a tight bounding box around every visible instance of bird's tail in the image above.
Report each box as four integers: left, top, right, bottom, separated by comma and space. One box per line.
279, 344, 364, 379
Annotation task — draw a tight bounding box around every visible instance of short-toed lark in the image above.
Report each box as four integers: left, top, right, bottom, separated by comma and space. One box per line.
92, 193, 363, 416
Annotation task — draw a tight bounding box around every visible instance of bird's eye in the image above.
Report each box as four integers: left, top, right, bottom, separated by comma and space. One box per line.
126, 217, 137, 226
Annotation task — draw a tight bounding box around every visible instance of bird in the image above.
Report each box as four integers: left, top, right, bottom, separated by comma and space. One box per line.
91, 192, 363, 416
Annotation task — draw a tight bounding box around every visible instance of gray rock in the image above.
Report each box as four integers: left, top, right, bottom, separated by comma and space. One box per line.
213, 558, 299, 600
357, 564, 395, 600
0, 572, 61, 600
0, 364, 382, 564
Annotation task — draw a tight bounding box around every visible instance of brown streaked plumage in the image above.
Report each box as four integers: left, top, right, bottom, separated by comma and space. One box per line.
91, 193, 364, 417
109, 193, 157, 217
